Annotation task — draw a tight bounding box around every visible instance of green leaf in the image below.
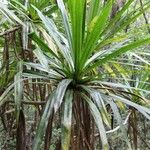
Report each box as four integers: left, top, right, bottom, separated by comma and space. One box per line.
61, 89, 73, 150
33, 92, 56, 150
109, 1, 150, 36
14, 61, 23, 124
68, 0, 86, 75
32, 5, 74, 72
109, 94, 150, 119
108, 100, 132, 149
24, 62, 63, 79
33, 79, 72, 149
29, 32, 59, 59
87, 0, 102, 23
33, 48, 49, 70
81, 93, 109, 150
101, 0, 133, 39
57, 0, 72, 54
80, 0, 113, 70
92, 81, 150, 94
0, 3, 25, 26
54, 79, 72, 112
81, 86, 111, 128
14, 71, 23, 124
85, 40, 127, 67
85, 37, 150, 73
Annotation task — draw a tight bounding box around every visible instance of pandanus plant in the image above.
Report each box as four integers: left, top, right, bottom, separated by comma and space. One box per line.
29, 0, 150, 149
0, 0, 150, 149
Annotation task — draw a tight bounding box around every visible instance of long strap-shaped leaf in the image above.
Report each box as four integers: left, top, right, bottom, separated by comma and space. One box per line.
33, 79, 72, 150
87, 0, 102, 23
33, 48, 49, 70
81, 85, 111, 128
61, 89, 73, 150
56, 0, 72, 55
14, 61, 23, 124
24, 62, 63, 79
80, 0, 113, 70
32, 5, 74, 72
111, 2, 150, 36
84, 37, 150, 73
68, 0, 86, 76
32, 91, 56, 150
0, 76, 49, 108
98, 0, 133, 42
0, 2, 25, 26
85, 40, 128, 67
29, 32, 59, 59
96, 1, 150, 50
54, 79, 72, 112
108, 94, 150, 119
81, 93, 109, 150
108, 100, 132, 149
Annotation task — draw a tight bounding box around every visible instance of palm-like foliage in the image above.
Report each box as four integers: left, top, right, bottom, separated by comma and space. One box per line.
0, 0, 150, 149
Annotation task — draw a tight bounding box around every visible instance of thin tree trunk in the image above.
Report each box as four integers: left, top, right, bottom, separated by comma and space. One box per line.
139, 0, 150, 34
44, 110, 54, 150
16, 109, 26, 150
